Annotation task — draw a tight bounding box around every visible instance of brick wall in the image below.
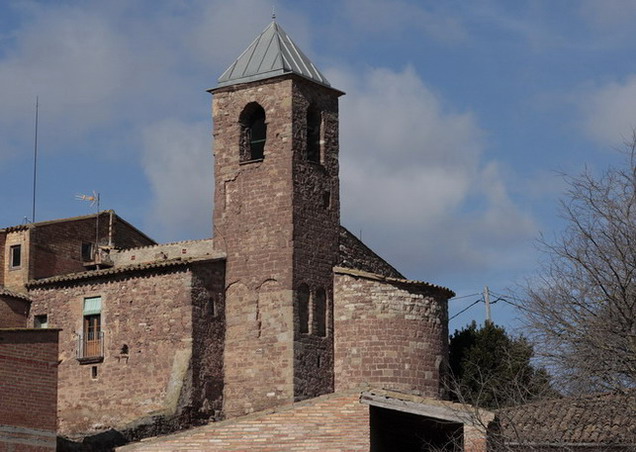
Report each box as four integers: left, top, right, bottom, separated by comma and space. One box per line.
27, 262, 225, 437
31, 213, 155, 281
0, 328, 59, 451
0, 295, 29, 328
110, 215, 156, 249
334, 268, 449, 398
118, 390, 370, 451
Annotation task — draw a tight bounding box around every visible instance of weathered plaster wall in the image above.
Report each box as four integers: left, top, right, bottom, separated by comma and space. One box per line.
334, 269, 449, 398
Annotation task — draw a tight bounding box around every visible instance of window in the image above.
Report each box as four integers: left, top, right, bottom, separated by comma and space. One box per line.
34, 314, 48, 328
10, 245, 21, 268
239, 103, 267, 161
80, 296, 103, 360
306, 105, 321, 163
313, 288, 327, 337
297, 283, 310, 334
81, 242, 94, 262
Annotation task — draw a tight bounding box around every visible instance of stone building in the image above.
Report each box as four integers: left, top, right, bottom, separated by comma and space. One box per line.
0, 20, 467, 450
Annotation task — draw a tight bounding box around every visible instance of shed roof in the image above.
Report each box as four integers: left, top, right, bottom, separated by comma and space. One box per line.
499, 391, 636, 446
217, 20, 330, 89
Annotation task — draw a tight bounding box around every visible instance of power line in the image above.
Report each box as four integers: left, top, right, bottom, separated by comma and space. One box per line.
449, 299, 482, 321
450, 292, 480, 301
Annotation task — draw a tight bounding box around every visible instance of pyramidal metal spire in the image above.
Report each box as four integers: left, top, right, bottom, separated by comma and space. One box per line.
217, 20, 331, 88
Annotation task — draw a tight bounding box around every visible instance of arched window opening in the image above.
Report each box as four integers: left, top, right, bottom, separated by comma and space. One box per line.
239, 103, 267, 161
313, 288, 327, 337
306, 105, 321, 163
297, 283, 310, 334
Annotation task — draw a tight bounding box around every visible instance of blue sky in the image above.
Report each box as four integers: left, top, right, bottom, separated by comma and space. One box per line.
2, 0, 636, 333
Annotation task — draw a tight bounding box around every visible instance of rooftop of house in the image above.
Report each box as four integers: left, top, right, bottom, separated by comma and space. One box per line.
498, 390, 636, 446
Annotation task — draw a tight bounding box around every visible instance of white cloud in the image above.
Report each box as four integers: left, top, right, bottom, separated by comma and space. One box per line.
329, 65, 536, 281
579, 0, 636, 30
578, 75, 636, 146
342, 0, 467, 43
141, 119, 212, 239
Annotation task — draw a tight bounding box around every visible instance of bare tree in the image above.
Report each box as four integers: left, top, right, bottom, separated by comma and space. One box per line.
524, 136, 636, 393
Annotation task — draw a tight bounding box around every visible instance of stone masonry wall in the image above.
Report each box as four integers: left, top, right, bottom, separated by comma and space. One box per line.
0, 295, 29, 328
112, 239, 217, 267
0, 328, 59, 451
190, 261, 226, 420
338, 226, 404, 278
291, 78, 342, 401
118, 390, 370, 452
212, 77, 297, 417
3, 228, 30, 291
27, 264, 224, 437
0, 231, 5, 286
334, 269, 449, 398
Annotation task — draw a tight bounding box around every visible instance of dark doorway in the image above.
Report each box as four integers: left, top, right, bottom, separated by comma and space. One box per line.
370, 406, 463, 452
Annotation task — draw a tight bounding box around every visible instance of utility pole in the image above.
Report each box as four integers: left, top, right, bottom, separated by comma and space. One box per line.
484, 285, 492, 325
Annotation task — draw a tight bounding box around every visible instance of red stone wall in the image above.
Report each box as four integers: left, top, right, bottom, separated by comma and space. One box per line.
190, 262, 226, 419
212, 75, 343, 415
0, 328, 59, 451
0, 231, 6, 286
291, 78, 342, 401
117, 390, 370, 452
334, 269, 449, 398
0, 295, 29, 328
213, 77, 296, 417
27, 263, 224, 436
338, 226, 404, 278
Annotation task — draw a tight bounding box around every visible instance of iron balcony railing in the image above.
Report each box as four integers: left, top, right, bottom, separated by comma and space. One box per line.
77, 332, 104, 360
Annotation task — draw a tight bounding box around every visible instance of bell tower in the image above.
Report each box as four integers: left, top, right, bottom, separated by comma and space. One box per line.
209, 20, 344, 416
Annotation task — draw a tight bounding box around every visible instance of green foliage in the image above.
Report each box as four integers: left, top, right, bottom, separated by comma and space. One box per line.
448, 321, 553, 409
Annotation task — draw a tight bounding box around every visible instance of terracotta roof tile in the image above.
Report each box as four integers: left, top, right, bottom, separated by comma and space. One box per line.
0, 288, 32, 302
499, 391, 636, 446
26, 256, 224, 288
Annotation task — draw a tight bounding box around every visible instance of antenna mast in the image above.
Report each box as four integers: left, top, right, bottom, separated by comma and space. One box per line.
31, 96, 39, 223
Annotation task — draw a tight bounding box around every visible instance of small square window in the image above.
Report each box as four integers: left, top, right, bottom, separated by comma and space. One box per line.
34, 315, 48, 328
81, 243, 94, 262
10, 245, 21, 268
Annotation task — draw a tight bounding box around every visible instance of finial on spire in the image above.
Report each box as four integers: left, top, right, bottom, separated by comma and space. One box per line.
272, 5, 276, 20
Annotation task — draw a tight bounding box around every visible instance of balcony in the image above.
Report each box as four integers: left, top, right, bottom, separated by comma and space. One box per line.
76, 332, 104, 364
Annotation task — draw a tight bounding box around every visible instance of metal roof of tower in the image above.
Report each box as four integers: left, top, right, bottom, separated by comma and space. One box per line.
217, 20, 331, 88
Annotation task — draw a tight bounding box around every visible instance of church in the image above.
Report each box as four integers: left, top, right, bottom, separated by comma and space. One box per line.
0, 20, 492, 451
